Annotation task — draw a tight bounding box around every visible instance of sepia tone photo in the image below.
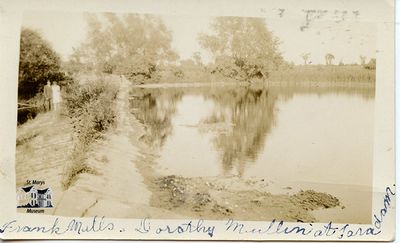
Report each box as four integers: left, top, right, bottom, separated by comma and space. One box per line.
15, 9, 377, 225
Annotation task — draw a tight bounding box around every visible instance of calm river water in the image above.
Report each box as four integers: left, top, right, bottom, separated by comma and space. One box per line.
130, 83, 375, 223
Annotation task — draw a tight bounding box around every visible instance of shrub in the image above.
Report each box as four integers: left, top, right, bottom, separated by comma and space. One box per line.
62, 78, 119, 188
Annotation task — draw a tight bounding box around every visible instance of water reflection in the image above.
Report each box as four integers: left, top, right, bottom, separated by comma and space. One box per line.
203, 87, 278, 176
129, 88, 183, 149
129, 84, 374, 181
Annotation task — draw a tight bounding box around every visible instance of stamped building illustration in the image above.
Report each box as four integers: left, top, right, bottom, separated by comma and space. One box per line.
17, 185, 53, 208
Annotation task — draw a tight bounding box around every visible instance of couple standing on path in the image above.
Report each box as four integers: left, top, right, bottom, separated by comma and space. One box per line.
43, 81, 62, 111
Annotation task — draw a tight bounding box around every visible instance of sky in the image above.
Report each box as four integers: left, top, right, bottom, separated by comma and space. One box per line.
22, 11, 376, 65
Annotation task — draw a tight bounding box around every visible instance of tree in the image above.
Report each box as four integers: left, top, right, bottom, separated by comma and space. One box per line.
73, 13, 178, 82
325, 53, 335, 65
18, 28, 64, 99
301, 52, 311, 65
198, 16, 283, 81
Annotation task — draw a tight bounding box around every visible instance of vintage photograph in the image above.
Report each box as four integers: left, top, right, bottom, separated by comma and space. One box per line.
15, 9, 376, 224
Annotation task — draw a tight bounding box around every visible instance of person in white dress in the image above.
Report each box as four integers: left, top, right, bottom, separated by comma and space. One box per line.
51, 81, 62, 111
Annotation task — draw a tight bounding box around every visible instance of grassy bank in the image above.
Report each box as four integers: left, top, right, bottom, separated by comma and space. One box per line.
62, 78, 119, 189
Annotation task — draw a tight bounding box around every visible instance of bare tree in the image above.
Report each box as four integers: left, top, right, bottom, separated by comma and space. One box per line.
301, 52, 311, 65
359, 55, 367, 65
325, 53, 335, 65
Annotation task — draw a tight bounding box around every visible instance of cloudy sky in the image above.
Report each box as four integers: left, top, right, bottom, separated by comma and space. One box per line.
22, 11, 376, 65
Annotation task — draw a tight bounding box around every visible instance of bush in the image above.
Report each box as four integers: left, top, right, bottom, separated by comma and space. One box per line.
62, 78, 119, 188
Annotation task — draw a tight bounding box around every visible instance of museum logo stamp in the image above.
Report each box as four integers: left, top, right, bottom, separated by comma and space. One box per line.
16, 180, 53, 213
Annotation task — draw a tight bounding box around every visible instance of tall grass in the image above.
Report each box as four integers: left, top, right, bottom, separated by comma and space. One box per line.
62, 78, 119, 189
269, 65, 375, 83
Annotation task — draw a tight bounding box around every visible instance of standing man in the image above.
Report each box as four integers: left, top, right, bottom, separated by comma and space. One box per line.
43, 81, 53, 111
51, 81, 61, 111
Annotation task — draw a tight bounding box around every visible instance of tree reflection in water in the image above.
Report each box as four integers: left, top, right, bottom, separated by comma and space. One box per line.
129, 88, 183, 150
204, 87, 278, 177
130, 84, 374, 177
